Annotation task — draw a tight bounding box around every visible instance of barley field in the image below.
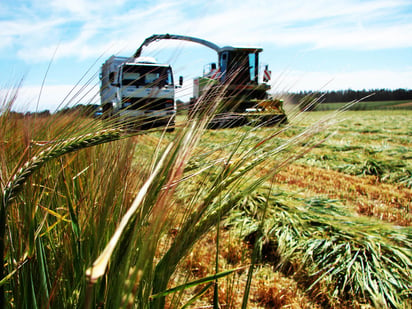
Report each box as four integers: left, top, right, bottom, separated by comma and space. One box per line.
0, 92, 411, 308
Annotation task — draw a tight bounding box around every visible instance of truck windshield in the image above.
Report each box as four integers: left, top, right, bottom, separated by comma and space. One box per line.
122, 65, 173, 87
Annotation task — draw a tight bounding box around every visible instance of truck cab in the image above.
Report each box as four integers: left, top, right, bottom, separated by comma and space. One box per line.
100, 56, 179, 130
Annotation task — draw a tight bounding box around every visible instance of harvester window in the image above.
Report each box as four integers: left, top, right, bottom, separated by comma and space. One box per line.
228, 52, 252, 85
219, 52, 229, 81
249, 53, 256, 82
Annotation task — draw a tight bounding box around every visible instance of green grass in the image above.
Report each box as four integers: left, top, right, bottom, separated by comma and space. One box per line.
294, 111, 412, 189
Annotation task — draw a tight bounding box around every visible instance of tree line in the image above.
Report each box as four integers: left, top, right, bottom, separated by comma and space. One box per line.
8, 104, 99, 118
290, 88, 412, 103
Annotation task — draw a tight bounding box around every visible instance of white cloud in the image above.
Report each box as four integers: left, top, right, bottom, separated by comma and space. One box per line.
255, 22, 412, 51
17, 25, 103, 62
50, 0, 96, 17
2, 0, 412, 63
271, 69, 412, 93
192, 0, 412, 50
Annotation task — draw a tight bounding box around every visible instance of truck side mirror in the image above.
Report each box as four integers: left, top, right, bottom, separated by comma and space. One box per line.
179, 76, 183, 86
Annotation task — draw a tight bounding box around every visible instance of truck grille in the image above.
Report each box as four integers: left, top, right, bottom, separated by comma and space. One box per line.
122, 97, 174, 111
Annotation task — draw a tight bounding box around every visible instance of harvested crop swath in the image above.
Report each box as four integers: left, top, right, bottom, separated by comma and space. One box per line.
273, 164, 412, 226
228, 192, 412, 308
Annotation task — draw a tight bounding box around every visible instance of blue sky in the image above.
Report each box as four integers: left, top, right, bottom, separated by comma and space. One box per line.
1, 0, 412, 112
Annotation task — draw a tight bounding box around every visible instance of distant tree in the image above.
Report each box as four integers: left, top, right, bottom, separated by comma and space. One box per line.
37, 110, 50, 117
23, 110, 50, 117
289, 88, 412, 103
9, 111, 24, 119
55, 104, 99, 117
298, 95, 318, 111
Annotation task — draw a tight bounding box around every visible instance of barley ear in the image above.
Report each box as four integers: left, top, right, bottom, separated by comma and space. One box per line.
2, 128, 123, 208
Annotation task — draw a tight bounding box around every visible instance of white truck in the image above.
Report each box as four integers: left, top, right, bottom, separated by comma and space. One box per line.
99, 55, 180, 130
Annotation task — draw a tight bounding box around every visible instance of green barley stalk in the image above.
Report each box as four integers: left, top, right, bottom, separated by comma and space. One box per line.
149, 109, 334, 308
85, 142, 173, 283
85, 113, 213, 308
2, 67, 355, 308
0, 127, 124, 307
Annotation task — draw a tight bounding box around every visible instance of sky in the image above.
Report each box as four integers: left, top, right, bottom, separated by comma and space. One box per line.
1, 0, 412, 112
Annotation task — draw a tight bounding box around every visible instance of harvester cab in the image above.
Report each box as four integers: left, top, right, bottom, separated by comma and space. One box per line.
216, 47, 261, 85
